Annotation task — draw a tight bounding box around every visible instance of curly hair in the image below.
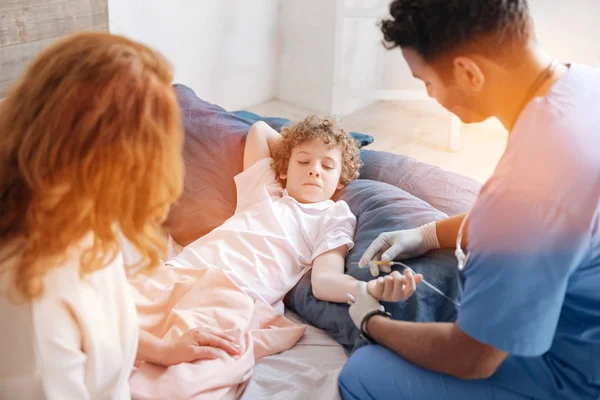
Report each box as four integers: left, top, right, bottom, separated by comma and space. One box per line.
272, 116, 362, 187
380, 0, 533, 62
0, 31, 184, 300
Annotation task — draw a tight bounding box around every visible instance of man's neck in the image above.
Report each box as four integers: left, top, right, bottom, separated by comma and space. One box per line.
492, 44, 562, 132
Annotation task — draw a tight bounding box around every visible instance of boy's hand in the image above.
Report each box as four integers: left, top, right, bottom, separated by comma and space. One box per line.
366, 270, 423, 302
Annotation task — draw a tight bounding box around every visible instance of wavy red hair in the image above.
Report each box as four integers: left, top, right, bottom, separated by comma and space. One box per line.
0, 31, 184, 299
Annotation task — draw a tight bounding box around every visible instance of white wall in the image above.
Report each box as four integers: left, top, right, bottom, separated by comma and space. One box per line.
334, 11, 387, 115
278, 0, 388, 116
530, 0, 600, 66
277, 0, 338, 114
108, 0, 280, 111
107, 0, 600, 113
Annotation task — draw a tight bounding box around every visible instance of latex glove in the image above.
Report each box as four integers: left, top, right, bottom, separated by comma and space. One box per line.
160, 328, 240, 366
367, 270, 423, 302
347, 281, 384, 329
359, 221, 440, 276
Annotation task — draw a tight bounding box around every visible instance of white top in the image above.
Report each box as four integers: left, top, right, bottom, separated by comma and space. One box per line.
168, 158, 357, 312
0, 236, 138, 400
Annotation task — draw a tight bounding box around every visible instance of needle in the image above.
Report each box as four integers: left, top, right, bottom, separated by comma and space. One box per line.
351, 261, 460, 308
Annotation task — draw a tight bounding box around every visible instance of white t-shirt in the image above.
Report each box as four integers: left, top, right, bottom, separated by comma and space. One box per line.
168, 158, 357, 312
0, 236, 138, 400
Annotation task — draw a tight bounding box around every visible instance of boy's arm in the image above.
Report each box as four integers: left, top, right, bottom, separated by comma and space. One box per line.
311, 245, 359, 303
311, 246, 422, 303
243, 121, 282, 171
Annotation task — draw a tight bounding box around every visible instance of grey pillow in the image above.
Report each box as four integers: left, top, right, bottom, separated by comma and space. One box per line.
285, 179, 467, 351
164, 85, 250, 246
359, 149, 480, 216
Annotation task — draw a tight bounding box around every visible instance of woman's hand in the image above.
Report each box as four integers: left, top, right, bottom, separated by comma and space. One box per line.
366, 270, 423, 302
137, 327, 241, 367
159, 328, 241, 366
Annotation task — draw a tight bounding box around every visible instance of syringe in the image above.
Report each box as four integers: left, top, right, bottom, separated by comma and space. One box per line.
352, 260, 460, 308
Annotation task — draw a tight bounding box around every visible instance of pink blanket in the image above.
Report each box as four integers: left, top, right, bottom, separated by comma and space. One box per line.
128, 265, 306, 399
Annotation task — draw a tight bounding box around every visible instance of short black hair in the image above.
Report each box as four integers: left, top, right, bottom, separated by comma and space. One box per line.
380, 0, 533, 62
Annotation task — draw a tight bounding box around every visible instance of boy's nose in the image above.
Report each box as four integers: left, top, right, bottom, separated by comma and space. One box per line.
308, 171, 320, 178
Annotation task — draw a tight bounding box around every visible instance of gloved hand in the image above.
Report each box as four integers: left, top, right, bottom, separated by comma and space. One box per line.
347, 281, 384, 329
359, 221, 440, 276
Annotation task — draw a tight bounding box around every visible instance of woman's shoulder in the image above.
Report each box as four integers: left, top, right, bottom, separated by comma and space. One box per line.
46, 239, 126, 299
1, 235, 126, 304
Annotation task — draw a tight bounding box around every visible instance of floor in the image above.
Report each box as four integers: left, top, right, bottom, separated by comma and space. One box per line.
247, 99, 509, 184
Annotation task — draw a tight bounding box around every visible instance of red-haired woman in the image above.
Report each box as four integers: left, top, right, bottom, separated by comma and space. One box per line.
0, 32, 238, 399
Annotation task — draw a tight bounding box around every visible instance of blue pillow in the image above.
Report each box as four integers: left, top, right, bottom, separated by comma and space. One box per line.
232, 110, 375, 148
285, 179, 467, 352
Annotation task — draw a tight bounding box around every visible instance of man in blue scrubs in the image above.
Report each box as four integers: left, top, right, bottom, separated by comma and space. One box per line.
339, 1, 600, 399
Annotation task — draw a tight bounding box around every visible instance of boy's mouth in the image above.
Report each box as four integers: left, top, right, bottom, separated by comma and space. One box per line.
303, 183, 321, 188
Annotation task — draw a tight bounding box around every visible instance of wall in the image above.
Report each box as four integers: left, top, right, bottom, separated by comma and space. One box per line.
4, 1, 597, 110
277, 0, 338, 114
0, 0, 108, 98
278, 0, 387, 116
108, 0, 280, 111
334, 3, 387, 115
530, 0, 600, 66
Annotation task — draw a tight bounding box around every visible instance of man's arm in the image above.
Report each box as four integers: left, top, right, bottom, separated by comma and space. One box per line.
366, 317, 507, 379
311, 245, 359, 303
243, 121, 281, 170
359, 212, 469, 270
436, 212, 469, 249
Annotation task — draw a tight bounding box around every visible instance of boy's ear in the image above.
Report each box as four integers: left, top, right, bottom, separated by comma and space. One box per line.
336, 182, 345, 190
280, 173, 287, 180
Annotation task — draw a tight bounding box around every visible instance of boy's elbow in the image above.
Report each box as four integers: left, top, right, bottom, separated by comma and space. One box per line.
312, 284, 324, 301
249, 121, 268, 134
311, 281, 327, 301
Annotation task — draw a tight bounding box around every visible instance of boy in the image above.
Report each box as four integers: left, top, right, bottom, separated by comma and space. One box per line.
168, 116, 421, 313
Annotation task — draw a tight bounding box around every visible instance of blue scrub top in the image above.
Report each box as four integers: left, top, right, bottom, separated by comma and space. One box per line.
457, 64, 600, 400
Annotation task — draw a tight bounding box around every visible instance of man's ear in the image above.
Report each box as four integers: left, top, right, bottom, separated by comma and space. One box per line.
453, 56, 485, 92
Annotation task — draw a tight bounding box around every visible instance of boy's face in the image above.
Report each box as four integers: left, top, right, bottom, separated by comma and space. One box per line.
281, 139, 344, 204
